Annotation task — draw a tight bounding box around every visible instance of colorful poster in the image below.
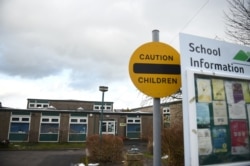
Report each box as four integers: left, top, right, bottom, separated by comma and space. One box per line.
196, 103, 210, 126
228, 102, 247, 119
242, 82, 250, 102
198, 129, 213, 155
230, 120, 249, 154
212, 79, 225, 101
247, 104, 250, 133
212, 127, 228, 153
225, 81, 234, 104
232, 82, 244, 103
213, 101, 228, 125
197, 78, 212, 103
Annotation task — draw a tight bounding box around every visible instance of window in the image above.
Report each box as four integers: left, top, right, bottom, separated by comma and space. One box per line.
42, 118, 49, 122
28, 101, 49, 109
127, 117, 141, 139
12, 117, 19, 121
70, 124, 86, 134
40, 117, 60, 134
9, 114, 30, 142
40, 124, 59, 133
69, 117, 87, 134
51, 119, 58, 122
127, 124, 140, 132
135, 119, 141, 123
71, 119, 78, 123
127, 118, 141, 123
10, 115, 30, 134
80, 119, 86, 123
69, 117, 88, 142
22, 118, 29, 121
100, 121, 116, 134
43, 105, 48, 108
93, 104, 112, 111
39, 115, 60, 142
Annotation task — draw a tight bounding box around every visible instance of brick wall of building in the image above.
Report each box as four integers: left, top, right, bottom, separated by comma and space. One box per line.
117, 115, 126, 139
59, 113, 70, 142
169, 101, 183, 125
141, 115, 153, 140
49, 101, 94, 110
0, 111, 11, 140
29, 112, 41, 142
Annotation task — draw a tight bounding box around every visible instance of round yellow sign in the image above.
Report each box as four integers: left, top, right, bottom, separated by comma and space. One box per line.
129, 42, 181, 98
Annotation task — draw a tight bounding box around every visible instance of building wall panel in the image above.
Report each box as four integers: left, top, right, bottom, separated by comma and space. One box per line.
0, 111, 11, 140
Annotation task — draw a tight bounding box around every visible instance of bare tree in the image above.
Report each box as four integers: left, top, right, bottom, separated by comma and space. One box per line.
224, 0, 250, 46
140, 89, 182, 107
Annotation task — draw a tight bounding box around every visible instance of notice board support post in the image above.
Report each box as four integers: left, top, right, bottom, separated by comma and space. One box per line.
152, 29, 161, 166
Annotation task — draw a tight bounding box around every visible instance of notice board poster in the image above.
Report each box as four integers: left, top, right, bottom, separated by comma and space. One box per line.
195, 74, 250, 165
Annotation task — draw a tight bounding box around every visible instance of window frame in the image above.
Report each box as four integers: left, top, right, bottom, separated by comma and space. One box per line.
9, 114, 31, 142
126, 116, 141, 139
28, 103, 49, 109
93, 104, 112, 111
39, 115, 60, 142
68, 116, 88, 142
9, 115, 31, 134
69, 117, 87, 134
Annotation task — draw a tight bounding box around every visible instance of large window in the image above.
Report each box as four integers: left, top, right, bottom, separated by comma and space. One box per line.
127, 116, 141, 139
39, 115, 60, 142
9, 114, 30, 142
69, 116, 87, 142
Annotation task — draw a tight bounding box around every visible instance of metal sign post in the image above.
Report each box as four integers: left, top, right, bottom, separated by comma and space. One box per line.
152, 30, 161, 166
129, 30, 181, 166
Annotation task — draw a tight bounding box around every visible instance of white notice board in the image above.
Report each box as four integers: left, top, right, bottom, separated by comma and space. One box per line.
180, 33, 250, 166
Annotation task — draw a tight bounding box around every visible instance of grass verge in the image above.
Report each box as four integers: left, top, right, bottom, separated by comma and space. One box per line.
1, 142, 85, 150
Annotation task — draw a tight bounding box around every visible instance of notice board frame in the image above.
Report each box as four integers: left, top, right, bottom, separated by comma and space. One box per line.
185, 69, 250, 166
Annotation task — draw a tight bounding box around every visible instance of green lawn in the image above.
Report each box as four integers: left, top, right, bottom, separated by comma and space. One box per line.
4, 142, 86, 150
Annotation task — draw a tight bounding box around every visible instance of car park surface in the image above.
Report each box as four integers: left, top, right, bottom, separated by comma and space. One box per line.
0, 140, 154, 166
0, 150, 84, 166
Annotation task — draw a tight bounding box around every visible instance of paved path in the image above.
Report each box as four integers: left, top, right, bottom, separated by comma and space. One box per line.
0, 150, 84, 166
0, 140, 155, 166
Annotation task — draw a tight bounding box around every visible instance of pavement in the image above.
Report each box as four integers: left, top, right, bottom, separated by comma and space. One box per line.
0, 150, 84, 166
123, 139, 149, 152
0, 140, 154, 166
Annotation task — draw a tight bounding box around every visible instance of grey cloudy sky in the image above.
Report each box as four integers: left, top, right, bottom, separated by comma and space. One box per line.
0, 0, 229, 109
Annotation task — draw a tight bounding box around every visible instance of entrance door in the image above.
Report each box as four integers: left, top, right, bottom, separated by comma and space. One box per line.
100, 120, 116, 135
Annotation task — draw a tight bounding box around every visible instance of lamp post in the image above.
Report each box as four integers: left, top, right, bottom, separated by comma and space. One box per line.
99, 86, 108, 141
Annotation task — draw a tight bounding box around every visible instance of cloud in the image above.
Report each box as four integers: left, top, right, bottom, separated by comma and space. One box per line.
0, 0, 144, 80
0, 0, 229, 109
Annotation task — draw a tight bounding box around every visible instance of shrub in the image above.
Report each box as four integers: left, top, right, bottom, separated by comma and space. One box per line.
162, 122, 184, 166
86, 134, 124, 163
147, 137, 153, 154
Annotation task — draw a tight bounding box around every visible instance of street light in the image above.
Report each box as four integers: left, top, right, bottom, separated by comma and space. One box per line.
99, 86, 108, 141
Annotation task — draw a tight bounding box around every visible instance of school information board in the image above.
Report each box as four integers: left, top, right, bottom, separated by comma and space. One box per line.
180, 33, 250, 166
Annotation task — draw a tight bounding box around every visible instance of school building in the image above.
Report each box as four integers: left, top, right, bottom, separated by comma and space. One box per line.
0, 98, 182, 142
